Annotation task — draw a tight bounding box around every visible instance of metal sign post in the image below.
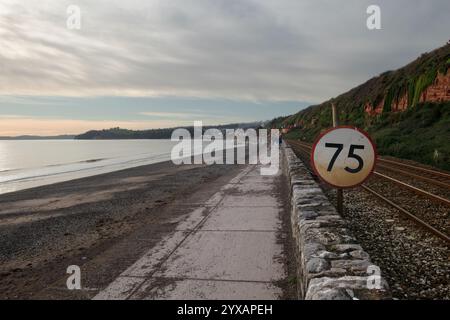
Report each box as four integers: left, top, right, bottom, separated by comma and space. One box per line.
310, 103, 377, 216
332, 103, 344, 215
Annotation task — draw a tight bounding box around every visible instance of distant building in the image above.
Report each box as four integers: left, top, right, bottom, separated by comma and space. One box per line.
281, 124, 300, 134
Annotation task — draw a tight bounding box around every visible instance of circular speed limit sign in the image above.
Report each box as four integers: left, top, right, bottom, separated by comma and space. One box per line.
311, 126, 376, 188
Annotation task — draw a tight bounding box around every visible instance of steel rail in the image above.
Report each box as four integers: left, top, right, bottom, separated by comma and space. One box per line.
288, 141, 450, 243
288, 140, 450, 206
373, 172, 450, 207
377, 163, 450, 190
289, 140, 450, 188
291, 144, 311, 156
289, 139, 450, 180
361, 185, 450, 244
377, 158, 450, 179
289, 140, 312, 150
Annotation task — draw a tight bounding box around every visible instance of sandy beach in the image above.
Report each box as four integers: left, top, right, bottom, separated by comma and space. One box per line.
0, 160, 252, 299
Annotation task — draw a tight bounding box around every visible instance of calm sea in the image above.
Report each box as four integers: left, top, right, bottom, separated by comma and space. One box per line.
0, 140, 179, 195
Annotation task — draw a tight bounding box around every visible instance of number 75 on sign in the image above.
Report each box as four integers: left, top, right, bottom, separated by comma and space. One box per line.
311, 126, 377, 188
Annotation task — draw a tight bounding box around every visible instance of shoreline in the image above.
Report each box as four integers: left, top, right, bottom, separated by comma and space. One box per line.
0, 160, 247, 299
0, 140, 250, 196
0, 156, 173, 196
0, 139, 178, 196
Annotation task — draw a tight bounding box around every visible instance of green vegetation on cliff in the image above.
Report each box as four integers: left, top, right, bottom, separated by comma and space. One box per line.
371, 101, 450, 170
283, 101, 450, 170
271, 43, 450, 170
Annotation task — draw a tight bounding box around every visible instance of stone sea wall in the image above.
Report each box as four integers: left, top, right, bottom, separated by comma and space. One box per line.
282, 144, 391, 300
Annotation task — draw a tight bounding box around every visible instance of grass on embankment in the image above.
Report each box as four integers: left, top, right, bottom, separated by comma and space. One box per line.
283, 101, 450, 171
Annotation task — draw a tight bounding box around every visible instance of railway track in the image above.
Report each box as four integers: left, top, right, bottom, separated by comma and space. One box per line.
288, 140, 450, 193
288, 140, 450, 196
286, 139, 450, 244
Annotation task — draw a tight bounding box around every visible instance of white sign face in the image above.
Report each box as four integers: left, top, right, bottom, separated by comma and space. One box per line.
311, 126, 376, 188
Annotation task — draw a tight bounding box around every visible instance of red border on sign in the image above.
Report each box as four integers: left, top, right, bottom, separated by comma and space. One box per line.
310, 125, 377, 188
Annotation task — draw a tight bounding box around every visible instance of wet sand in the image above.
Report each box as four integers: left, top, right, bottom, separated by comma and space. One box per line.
0, 160, 245, 299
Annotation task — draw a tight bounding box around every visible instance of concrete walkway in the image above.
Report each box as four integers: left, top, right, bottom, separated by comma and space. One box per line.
94, 164, 286, 300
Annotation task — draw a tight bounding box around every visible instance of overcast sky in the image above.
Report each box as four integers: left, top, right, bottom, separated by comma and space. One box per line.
0, 0, 449, 135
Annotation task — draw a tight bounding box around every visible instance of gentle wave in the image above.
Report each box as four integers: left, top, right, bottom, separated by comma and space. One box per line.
0, 139, 246, 195
0, 153, 172, 185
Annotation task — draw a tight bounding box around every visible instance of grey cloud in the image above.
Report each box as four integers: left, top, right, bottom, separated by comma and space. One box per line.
0, 0, 449, 102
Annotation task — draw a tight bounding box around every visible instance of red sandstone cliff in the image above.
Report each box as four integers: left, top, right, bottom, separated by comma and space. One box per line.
364, 70, 450, 116
279, 43, 450, 131
419, 69, 450, 103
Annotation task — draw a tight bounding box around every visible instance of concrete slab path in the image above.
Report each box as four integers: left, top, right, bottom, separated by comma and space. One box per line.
94, 164, 287, 300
